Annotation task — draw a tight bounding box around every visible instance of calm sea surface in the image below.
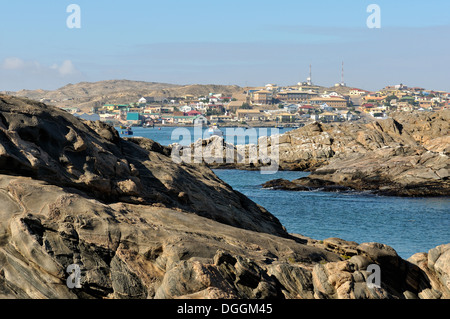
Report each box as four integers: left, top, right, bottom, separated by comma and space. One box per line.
119, 126, 294, 146
124, 126, 450, 259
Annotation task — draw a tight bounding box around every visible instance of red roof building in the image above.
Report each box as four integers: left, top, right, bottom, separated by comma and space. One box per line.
187, 110, 202, 116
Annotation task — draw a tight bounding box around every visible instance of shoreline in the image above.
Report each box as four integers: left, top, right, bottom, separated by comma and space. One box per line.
0, 94, 448, 299
119, 122, 307, 129
163, 110, 450, 198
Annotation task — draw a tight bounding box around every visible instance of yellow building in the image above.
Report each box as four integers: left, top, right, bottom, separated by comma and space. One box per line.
309, 97, 348, 109
226, 101, 246, 113
277, 90, 317, 103
276, 113, 295, 123
103, 104, 117, 111
251, 90, 273, 105
236, 109, 262, 121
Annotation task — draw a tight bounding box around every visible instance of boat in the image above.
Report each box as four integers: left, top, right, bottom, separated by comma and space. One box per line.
119, 125, 126, 129
120, 127, 133, 136
276, 125, 284, 129
207, 124, 223, 137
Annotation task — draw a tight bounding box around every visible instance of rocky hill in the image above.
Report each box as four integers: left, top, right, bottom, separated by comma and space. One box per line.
0, 94, 448, 299
1, 80, 242, 111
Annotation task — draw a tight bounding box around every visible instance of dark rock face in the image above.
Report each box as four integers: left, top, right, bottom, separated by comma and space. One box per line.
0, 95, 448, 299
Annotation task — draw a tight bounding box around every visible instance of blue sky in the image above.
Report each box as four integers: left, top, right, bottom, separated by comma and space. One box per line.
0, 0, 449, 91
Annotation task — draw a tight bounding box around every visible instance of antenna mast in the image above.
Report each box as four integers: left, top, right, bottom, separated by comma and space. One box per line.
307, 64, 312, 86
340, 61, 346, 86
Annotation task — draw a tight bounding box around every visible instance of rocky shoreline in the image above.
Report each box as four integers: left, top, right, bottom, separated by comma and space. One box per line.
263, 111, 449, 197
176, 110, 449, 197
0, 95, 448, 299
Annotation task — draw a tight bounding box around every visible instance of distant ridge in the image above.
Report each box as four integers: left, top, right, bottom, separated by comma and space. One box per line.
1, 79, 242, 111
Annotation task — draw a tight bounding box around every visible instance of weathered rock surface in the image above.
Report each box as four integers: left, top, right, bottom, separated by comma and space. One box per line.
174, 111, 449, 196
0, 175, 448, 299
0, 95, 448, 299
0, 95, 285, 236
261, 111, 450, 196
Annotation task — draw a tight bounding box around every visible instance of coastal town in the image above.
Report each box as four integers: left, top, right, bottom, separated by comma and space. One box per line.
58, 80, 450, 128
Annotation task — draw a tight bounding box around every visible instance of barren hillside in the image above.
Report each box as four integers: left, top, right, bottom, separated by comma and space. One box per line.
1, 80, 242, 111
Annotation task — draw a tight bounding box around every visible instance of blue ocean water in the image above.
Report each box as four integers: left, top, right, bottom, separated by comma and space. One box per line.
125, 126, 450, 259
118, 126, 293, 146
213, 169, 450, 260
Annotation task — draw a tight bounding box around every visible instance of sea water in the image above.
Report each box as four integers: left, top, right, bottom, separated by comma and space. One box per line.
126, 126, 450, 259
213, 169, 450, 260
120, 126, 294, 146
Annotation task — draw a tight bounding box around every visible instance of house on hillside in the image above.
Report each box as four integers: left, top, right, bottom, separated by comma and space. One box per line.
349, 88, 369, 96
99, 113, 117, 122
337, 110, 354, 121
322, 92, 343, 98
319, 112, 338, 122
236, 109, 262, 121
144, 106, 162, 113
161, 106, 175, 113
187, 110, 202, 116
277, 90, 317, 103
298, 105, 315, 113
276, 113, 296, 123
251, 90, 273, 105
180, 105, 192, 113
419, 100, 433, 109
309, 97, 348, 109
193, 115, 208, 126
103, 104, 117, 111
226, 101, 246, 113
319, 103, 335, 112
126, 112, 142, 126
138, 96, 154, 104
284, 104, 299, 113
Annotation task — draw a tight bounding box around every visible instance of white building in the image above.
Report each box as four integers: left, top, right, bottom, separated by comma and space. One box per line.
138, 96, 155, 104
349, 89, 369, 96
319, 103, 334, 112
321, 92, 343, 98
179, 105, 192, 113
193, 115, 208, 125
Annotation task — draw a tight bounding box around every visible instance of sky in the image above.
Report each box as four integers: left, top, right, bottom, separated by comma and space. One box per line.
0, 0, 449, 92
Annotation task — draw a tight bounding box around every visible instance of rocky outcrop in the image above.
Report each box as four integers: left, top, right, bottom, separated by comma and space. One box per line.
408, 244, 450, 299
0, 173, 448, 299
260, 111, 450, 196
174, 111, 449, 196
0, 174, 335, 299
0, 95, 448, 299
0, 95, 285, 236
1, 178, 447, 299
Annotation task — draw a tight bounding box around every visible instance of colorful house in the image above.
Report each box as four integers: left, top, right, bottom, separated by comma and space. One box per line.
126, 112, 142, 125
